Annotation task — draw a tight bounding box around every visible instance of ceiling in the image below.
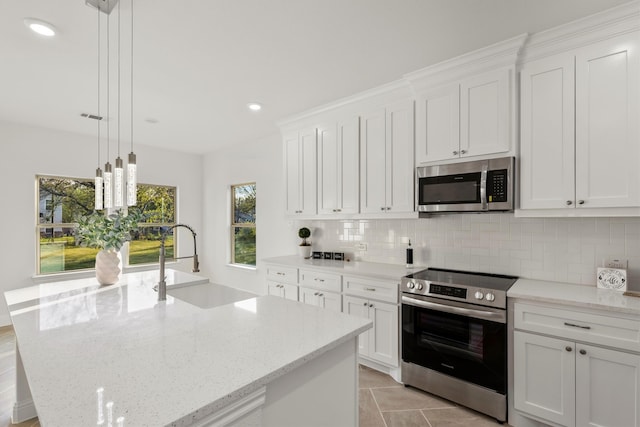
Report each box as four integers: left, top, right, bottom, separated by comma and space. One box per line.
0, 0, 631, 155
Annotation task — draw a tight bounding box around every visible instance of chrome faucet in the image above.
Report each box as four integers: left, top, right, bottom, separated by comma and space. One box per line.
157, 223, 200, 302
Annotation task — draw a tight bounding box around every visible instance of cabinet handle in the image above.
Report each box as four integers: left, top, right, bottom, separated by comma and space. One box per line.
460, 150, 467, 155
318, 293, 324, 297
364, 287, 376, 292
566, 200, 573, 206
380, 207, 385, 211
369, 303, 374, 308
277, 272, 284, 276
314, 278, 325, 282
336, 209, 341, 212
579, 349, 587, 355
578, 200, 585, 205
363, 302, 368, 306
566, 346, 572, 352
453, 150, 459, 155
386, 207, 391, 211
564, 322, 591, 330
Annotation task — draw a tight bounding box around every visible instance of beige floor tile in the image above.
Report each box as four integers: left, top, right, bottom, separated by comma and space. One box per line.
422, 406, 504, 427
359, 389, 386, 427
382, 410, 430, 427
359, 364, 402, 389
372, 386, 455, 411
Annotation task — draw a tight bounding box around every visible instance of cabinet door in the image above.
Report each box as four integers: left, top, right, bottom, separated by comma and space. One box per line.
386, 99, 415, 213
281, 283, 299, 302
299, 287, 319, 307
513, 331, 575, 427
520, 53, 576, 210
267, 281, 284, 298
284, 132, 302, 215
460, 67, 511, 157
360, 108, 387, 214
415, 84, 460, 163
317, 123, 338, 215
343, 295, 370, 356
300, 128, 318, 215
337, 116, 360, 214
318, 291, 342, 313
575, 33, 640, 208
368, 300, 399, 367
575, 344, 640, 427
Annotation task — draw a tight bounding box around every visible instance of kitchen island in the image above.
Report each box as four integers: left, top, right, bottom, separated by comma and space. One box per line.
5, 269, 371, 426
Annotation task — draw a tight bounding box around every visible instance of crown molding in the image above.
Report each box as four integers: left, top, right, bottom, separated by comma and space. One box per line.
519, 0, 640, 64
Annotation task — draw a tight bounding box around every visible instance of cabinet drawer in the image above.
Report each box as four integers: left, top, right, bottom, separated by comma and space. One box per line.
514, 302, 640, 353
343, 275, 399, 303
299, 269, 341, 293
265, 265, 298, 285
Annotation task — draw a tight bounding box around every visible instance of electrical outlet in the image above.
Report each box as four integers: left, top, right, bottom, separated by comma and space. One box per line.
355, 243, 367, 251
604, 258, 628, 269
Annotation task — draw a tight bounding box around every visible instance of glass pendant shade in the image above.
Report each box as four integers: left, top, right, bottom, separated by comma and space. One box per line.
95, 168, 104, 210
127, 152, 137, 206
114, 157, 124, 208
104, 162, 113, 209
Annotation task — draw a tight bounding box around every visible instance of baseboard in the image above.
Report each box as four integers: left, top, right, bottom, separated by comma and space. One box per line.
12, 398, 37, 424
359, 357, 402, 383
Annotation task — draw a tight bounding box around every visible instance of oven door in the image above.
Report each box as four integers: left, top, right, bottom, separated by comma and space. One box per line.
401, 294, 507, 394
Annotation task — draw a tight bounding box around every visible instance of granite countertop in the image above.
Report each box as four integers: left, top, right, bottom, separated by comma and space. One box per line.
5, 269, 371, 426
509, 278, 640, 316
262, 255, 424, 281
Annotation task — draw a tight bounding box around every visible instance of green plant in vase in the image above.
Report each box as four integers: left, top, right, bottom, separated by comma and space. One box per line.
298, 227, 312, 259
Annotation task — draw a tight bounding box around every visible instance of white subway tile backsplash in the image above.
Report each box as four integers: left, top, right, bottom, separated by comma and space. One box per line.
307, 214, 640, 289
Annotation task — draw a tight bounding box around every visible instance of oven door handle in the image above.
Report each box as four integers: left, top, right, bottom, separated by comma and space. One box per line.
402, 295, 506, 324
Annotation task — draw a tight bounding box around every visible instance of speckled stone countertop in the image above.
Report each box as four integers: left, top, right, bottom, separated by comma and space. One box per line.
509, 278, 640, 316
5, 269, 372, 426
262, 255, 425, 281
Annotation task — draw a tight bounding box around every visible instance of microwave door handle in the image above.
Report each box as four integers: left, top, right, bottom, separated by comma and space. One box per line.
480, 164, 488, 210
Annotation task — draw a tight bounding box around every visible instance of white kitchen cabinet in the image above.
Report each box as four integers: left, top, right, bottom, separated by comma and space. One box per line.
360, 99, 414, 214
267, 281, 298, 301
343, 295, 398, 367
298, 268, 342, 312
513, 302, 640, 427
415, 83, 459, 164
317, 116, 360, 215
284, 128, 317, 216
299, 287, 341, 312
265, 264, 299, 301
519, 31, 640, 213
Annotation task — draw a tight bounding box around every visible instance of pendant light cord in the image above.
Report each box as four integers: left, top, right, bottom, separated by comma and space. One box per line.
117, 0, 121, 158
106, 12, 110, 161
130, 0, 134, 153
97, 7, 101, 167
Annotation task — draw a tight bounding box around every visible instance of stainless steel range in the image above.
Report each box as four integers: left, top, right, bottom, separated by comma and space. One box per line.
400, 268, 518, 422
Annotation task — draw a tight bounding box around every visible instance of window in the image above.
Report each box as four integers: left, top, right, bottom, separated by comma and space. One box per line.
231, 183, 256, 266
36, 175, 176, 275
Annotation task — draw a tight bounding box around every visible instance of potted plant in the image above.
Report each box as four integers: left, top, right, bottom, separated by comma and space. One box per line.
76, 210, 142, 285
298, 227, 312, 259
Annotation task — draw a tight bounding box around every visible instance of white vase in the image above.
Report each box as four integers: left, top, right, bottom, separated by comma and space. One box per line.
95, 249, 121, 285
299, 245, 312, 259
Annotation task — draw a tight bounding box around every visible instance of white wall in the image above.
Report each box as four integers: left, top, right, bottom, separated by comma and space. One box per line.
0, 120, 203, 325
200, 132, 295, 295
309, 215, 640, 289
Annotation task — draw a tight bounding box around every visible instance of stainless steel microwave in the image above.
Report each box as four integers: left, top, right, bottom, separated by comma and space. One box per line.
416, 157, 515, 216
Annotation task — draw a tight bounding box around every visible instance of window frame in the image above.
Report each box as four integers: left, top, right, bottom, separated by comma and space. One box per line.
230, 182, 256, 267
35, 174, 177, 276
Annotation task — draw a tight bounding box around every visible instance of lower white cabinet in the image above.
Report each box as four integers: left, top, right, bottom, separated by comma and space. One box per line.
343, 295, 398, 367
513, 303, 640, 427
266, 281, 298, 301
299, 287, 341, 312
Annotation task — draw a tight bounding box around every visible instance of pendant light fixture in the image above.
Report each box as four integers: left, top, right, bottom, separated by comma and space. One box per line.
89, 0, 137, 210
127, 0, 137, 207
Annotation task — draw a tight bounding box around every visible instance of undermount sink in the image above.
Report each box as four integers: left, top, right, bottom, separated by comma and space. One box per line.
167, 283, 256, 309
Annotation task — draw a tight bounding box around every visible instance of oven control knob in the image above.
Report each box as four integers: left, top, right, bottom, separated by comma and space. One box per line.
474, 291, 484, 300
407, 281, 415, 289
485, 292, 496, 302
415, 283, 424, 291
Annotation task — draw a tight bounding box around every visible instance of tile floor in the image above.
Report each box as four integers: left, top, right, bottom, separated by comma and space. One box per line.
1, 326, 505, 427
359, 365, 509, 427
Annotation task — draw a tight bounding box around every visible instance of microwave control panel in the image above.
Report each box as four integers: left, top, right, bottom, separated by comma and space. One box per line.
487, 169, 508, 203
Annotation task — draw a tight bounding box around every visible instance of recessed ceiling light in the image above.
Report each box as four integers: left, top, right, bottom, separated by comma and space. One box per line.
24, 18, 57, 37
247, 102, 262, 112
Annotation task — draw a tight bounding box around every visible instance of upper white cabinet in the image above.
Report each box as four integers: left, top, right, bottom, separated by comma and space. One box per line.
284, 128, 317, 216
360, 99, 415, 214
518, 2, 640, 216
317, 116, 360, 215
520, 33, 640, 212
408, 34, 524, 165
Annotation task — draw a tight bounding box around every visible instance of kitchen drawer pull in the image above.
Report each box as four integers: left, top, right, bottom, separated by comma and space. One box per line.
364, 287, 376, 291
314, 278, 325, 282
564, 322, 591, 330
276, 272, 285, 276
579, 349, 587, 355
566, 346, 572, 352
363, 302, 368, 306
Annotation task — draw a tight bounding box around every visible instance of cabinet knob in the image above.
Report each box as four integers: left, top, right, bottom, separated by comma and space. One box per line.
460, 150, 467, 155
566, 346, 572, 352
369, 303, 374, 308
363, 302, 368, 306
579, 349, 587, 355
386, 207, 391, 211
453, 150, 459, 155
566, 200, 573, 206
380, 207, 385, 211
578, 200, 585, 205
318, 293, 323, 297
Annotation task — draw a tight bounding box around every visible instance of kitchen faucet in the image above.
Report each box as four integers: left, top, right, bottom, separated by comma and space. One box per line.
156, 223, 200, 302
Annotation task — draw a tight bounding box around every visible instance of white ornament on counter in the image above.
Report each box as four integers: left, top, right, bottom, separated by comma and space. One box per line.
596, 267, 627, 291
